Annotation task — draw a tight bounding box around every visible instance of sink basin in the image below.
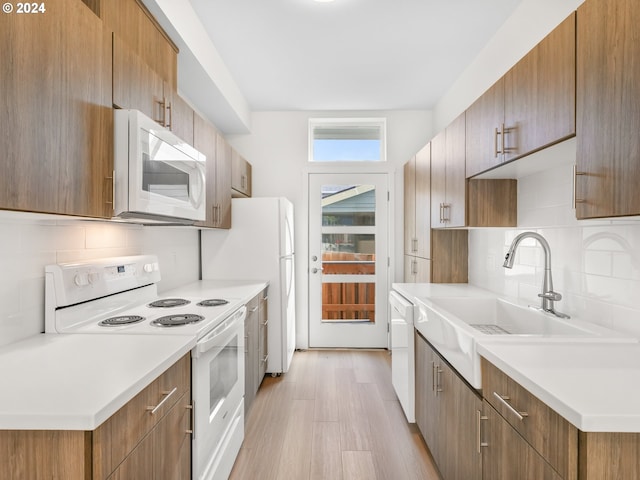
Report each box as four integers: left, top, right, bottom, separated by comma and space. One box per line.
414, 295, 634, 389
426, 296, 594, 336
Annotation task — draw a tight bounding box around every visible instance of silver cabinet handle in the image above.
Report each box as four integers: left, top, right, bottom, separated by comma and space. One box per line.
250, 306, 259, 313
147, 387, 177, 415
493, 391, 528, 421
477, 410, 488, 453
261, 354, 269, 364
311, 267, 323, 274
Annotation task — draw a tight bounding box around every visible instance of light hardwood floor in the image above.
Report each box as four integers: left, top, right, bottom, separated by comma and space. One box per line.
230, 349, 441, 480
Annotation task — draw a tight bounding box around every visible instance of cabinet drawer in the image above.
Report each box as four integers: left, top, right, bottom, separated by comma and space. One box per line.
481, 358, 577, 479
94, 353, 191, 477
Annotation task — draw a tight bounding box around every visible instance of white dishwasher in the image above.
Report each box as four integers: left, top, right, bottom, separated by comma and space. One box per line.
389, 290, 416, 423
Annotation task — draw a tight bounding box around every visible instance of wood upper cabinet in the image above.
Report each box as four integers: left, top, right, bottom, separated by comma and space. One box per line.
403, 255, 431, 283
465, 13, 576, 178
194, 114, 231, 229
113, 34, 165, 122
415, 332, 482, 480
165, 87, 194, 145
503, 13, 576, 163
404, 143, 431, 259
431, 113, 467, 228
232, 149, 253, 197
101, 0, 177, 89
576, 0, 640, 219
466, 78, 505, 177
0, 0, 114, 218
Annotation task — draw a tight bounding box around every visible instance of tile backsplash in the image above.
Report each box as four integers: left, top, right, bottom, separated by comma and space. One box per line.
0, 212, 200, 347
469, 152, 640, 338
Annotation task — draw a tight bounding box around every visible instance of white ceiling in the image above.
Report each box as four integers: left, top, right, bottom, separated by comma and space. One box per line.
188, 0, 525, 112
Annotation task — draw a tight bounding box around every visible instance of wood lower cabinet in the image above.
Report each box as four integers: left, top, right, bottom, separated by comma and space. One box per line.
482, 400, 563, 480
0, 354, 191, 480
575, 0, 640, 219
482, 358, 578, 479
415, 331, 482, 480
232, 149, 253, 197
194, 114, 232, 229
244, 289, 268, 415
0, 0, 114, 218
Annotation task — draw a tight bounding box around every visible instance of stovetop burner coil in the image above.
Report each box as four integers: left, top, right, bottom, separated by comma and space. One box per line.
197, 299, 229, 307
148, 298, 190, 308
99, 315, 145, 327
151, 314, 204, 327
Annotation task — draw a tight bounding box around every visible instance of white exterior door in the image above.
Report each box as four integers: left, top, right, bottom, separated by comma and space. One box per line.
308, 173, 389, 347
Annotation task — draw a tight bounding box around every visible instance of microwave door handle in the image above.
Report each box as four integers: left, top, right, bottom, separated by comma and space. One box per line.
197, 307, 247, 355
192, 164, 206, 208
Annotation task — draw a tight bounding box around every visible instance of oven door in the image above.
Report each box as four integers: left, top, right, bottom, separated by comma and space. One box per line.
192, 306, 246, 480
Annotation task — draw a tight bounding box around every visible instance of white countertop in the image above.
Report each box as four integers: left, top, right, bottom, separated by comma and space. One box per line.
0, 334, 195, 430
477, 341, 640, 432
167, 279, 269, 304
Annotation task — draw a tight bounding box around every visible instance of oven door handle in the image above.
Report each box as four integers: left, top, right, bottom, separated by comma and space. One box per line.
197, 306, 247, 356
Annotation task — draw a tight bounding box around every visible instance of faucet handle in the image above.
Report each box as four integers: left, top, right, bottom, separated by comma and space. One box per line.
538, 291, 562, 301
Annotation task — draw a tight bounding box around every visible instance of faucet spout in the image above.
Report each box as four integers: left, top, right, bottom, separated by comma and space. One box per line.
502, 232, 569, 319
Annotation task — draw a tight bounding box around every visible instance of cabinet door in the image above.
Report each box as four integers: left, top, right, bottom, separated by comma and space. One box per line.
415, 333, 440, 461
465, 78, 505, 177
258, 292, 269, 383
113, 34, 165, 123
404, 157, 417, 255
231, 149, 252, 197
504, 13, 576, 163
194, 113, 218, 228
483, 400, 562, 480
430, 130, 447, 228
165, 87, 194, 145
0, 0, 113, 218
576, 0, 640, 219
215, 134, 233, 228
445, 112, 467, 228
439, 357, 482, 480
111, 392, 192, 480
415, 143, 431, 258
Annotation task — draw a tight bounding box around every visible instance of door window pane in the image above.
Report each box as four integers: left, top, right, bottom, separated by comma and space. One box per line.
321, 282, 375, 323
322, 184, 375, 226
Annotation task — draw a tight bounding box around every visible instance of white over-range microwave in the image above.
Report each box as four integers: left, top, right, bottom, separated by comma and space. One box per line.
114, 109, 206, 223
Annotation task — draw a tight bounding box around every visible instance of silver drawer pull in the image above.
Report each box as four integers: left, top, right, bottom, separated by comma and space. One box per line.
250, 306, 259, 313
493, 391, 528, 421
262, 319, 269, 326
262, 354, 269, 364
147, 387, 177, 415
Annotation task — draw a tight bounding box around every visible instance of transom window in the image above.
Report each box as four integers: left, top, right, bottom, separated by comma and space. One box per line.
309, 118, 387, 163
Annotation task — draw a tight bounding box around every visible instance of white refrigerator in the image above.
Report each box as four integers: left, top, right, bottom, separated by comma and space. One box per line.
201, 197, 296, 374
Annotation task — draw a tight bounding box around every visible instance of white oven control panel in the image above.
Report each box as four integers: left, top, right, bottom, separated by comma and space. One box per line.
45, 255, 161, 308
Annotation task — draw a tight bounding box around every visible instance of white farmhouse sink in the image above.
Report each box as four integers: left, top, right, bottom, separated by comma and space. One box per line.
414, 295, 634, 389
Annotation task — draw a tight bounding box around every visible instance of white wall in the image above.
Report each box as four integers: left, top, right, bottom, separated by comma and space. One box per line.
0, 212, 200, 347
227, 110, 432, 348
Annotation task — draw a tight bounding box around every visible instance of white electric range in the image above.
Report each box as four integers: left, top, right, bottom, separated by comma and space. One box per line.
45, 255, 246, 480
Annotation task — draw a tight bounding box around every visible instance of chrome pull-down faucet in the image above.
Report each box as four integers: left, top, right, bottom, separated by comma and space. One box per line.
503, 232, 570, 319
